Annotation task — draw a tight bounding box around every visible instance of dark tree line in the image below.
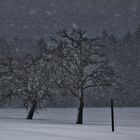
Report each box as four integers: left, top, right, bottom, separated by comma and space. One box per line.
100, 26, 140, 106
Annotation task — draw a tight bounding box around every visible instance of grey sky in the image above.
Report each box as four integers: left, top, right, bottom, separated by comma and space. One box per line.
0, 0, 140, 38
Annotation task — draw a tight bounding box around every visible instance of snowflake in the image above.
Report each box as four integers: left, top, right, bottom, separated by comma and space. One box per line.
22, 25, 28, 29
57, 80, 61, 84
72, 23, 78, 29
51, 3, 55, 7
130, 6, 137, 12
45, 11, 53, 16
115, 13, 120, 17
10, 23, 14, 28
44, 25, 48, 30
29, 8, 37, 16
15, 48, 19, 52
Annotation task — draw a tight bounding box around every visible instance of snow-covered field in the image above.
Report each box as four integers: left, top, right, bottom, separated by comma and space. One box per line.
0, 108, 140, 140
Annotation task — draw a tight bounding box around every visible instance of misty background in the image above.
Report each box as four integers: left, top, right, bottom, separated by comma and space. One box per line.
0, 0, 140, 107
0, 0, 140, 38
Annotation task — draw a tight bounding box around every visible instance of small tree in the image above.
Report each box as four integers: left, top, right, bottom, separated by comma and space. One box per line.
0, 40, 56, 119
51, 29, 118, 124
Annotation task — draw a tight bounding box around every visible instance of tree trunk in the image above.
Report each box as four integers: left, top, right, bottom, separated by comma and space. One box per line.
26, 102, 37, 120
76, 89, 84, 124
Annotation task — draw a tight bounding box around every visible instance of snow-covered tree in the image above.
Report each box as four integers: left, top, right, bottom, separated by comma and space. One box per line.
0, 39, 56, 119
50, 29, 118, 124
16, 55, 54, 119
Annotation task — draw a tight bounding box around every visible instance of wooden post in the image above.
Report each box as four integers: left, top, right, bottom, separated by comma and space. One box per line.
111, 99, 114, 132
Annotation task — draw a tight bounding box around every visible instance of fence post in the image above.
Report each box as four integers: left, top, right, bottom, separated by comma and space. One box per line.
111, 99, 114, 132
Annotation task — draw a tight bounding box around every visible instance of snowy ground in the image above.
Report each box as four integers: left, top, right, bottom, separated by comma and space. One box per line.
0, 108, 140, 140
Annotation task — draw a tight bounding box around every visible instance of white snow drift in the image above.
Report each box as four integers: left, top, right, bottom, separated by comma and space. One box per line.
0, 108, 140, 140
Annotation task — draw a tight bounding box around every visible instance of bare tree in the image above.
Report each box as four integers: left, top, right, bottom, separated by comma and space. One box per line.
51, 29, 118, 124
0, 39, 56, 119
